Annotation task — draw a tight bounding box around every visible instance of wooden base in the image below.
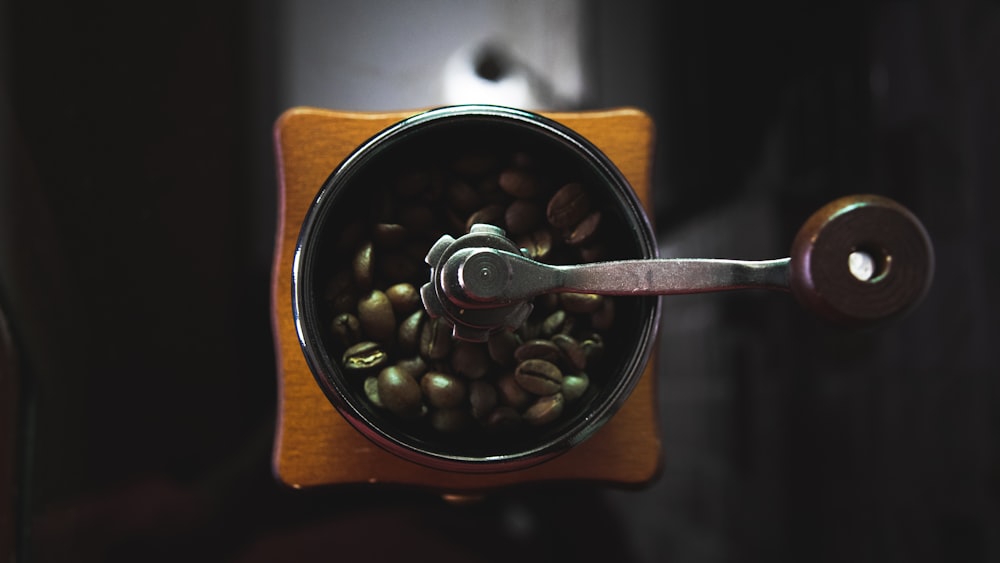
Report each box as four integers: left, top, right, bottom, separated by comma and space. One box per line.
271, 107, 661, 492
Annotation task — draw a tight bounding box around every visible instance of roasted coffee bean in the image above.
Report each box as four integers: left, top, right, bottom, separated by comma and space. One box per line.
485, 406, 521, 431
373, 223, 408, 247
331, 288, 359, 315
516, 319, 542, 342
547, 182, 591, 230
515, 228, 553, 260
421, 372, 467, 409
342, 341, 388, 372
323, 271, 352, 305
591, 298, 615, 331
523, 393, 565, 425
561, 374, 589, 403
419, 317, 452, 360
537, 292, 560, 313
364, 376, 385, 408
469, 380, 498, 420
565, 211, 601, 246
505, 199, 544, 236
335, 219, 365, 253
580, 334, 605, 366
398, 310, 426, 355
498, 168, 542, 198
379, 251, 421, 282
578, 243, 608, 263
514, 359, 563, 395
430, 408, 470, 433
497, 372, 531, 410
465, 204, 506, 232
395, 356, 428, 379
447, 180, 483, 213
398, 205, 436, 235
478, 175, 506, 204
551, 334, 586, 371
394, 169, 429, 197
452, 153, 497, 177
560, 292, 603, 314
451, 341, 490, 380
541, 310, 572, 337
357, 290, 396, 342
353, 242, 374, 290
514, 339, 561, 364
331, 313, 362, 347
487, 330, 520, 367
377, 365, 423, 419
385, 283, 420, 315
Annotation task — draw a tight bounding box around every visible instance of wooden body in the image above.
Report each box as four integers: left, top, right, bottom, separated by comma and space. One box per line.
271, 107, 661, 492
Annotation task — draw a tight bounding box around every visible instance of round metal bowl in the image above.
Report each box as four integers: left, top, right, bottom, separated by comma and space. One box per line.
292, 105, 660, 472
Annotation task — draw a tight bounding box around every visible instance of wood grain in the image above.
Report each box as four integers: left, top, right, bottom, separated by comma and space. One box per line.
271, 107, 661, 492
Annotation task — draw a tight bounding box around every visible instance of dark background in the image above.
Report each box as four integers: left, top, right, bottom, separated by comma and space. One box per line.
1, 0, 997, 561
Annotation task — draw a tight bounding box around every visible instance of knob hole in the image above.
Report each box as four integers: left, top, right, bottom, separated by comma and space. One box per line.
848, 246, 890, 283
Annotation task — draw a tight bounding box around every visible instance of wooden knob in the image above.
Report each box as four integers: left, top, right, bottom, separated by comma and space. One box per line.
789, 195, 934, 326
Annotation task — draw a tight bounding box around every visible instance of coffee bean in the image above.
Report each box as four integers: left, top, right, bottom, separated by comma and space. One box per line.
385, 283, 420, 315
578, 243, 608, 263
580, 334, 605, 366
591, 298, 615, 331
377, 365, 423, 419
547, 182, 591, 230
498, 168, 541, 198
323, 271, 353, 306
452, 153, 497, 177
419, 317, 452, 360
466, 204, 506, 232
561, 373, 589, 403
357, 290, 396, 342
541, 310, 572, 337
373, 223, 408, 247
395, 356, 428, 379
451, 341, 490, 380
421, 372, 467, 409
353, 242, 374, 290
523, 393, 564, 426
560, 292, 603, 314
342, 341, 389, 373
515, 228, 553, 260
564, 211, 601, 246
364, 376, 385, 408
394, 169, 429, 197
514, 359, 563, 395
497, 372, 531, 410
331, 288, 359, 315
485, 406, 521, 431
398, 205, 436, 234
516, 319, 542, 342
504, 199, 544, 236
430, 408, 470, 433
551, 334, 586, 371
335, 219, 365, 253
469, 380, 498, 420
514, 339, 561, 364
487, 330, 520, 367
398, 310, 426, 355
379, 251, 421, 282
331, 313, 362, 347
447, 180, 483, 213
